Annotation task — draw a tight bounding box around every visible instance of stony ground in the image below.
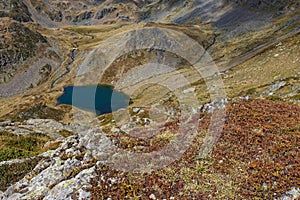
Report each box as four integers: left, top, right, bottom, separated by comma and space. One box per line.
0, 98, 299, 199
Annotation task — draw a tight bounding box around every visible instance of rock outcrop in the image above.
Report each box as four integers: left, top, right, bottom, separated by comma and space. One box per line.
0, 0, 33, 22
0, 18, 47, 83
0, 118, 112, 199
0, 18, 62, 97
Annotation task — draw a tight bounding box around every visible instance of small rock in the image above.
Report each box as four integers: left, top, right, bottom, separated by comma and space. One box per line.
108, 178, 117, 184
0, 191, 5, 199
111, 127, 120, 133
285, 187, 300, 198
65, 148, 74, 156
143, 118, 151, 124
277, 187, 300, 200
183, 87, 195, 94
133, 107, 140, 113
78, 189, 90, 200
138, 109, 145, 114
263, 182, 268, 191
149, 193, 156, 200
260, 81, 286, 97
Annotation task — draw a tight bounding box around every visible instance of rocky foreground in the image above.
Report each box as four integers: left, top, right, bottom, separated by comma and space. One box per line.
0, 98, 299, 199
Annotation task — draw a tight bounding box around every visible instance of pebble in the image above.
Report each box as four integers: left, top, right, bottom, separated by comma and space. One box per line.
149, 194, 156, 200
133, 107, 140, 113
263, 182, 268, 191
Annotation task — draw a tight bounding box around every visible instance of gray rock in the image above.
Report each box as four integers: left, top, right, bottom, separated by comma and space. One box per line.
0, 191, 5, 200
44, 167, 95, 200
260, 81, 287, 97
132, 107, 140, 113
277, 187, 300, 200
201, 98, 230, 113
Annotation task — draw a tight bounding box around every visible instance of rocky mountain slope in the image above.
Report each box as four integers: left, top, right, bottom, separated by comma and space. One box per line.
0, 18, 62, 97
1, 0, 298, 27
0, 0, 299, 199
0, 0, 33, 23
0, 18, 47, 83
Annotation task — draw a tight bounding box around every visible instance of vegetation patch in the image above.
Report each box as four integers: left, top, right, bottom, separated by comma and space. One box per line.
11, 104, 65, 122
58, 129, 74, 138
0, 0, 32, 22
0, 131, 50, 162
0, 157, 40, 191
89, 99, 299, 199
212, 99, 300, 199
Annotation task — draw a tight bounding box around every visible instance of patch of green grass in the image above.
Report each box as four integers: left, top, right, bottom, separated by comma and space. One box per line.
266, 95, 283, 101
0, 149, 33, 162
244, 88, 257, 96
291, 93, 300, 100
58, 129, 74, 138
0, 158, 40, 191
64, 24, 126, 35
0, 131, 14, 137
12, 104, 65, 122
0, 131, 50, 162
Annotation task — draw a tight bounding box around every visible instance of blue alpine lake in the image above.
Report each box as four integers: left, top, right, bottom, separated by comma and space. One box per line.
57, 85, 130, 116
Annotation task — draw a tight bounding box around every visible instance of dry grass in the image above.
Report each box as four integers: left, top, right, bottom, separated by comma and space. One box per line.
89, 99, 300, 199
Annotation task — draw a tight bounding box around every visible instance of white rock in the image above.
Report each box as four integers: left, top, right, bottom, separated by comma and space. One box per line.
263, 182, 268, 191
79, 189, 90, 200
149, 193, 156, 200
183, 87, 195, 94
0, 191, 5, 199
277, 187, 300, 200
132, 107, 140, 113
111, 127, 120, 133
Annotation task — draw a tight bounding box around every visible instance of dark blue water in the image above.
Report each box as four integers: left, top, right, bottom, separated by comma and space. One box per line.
57, 85, 130, 116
